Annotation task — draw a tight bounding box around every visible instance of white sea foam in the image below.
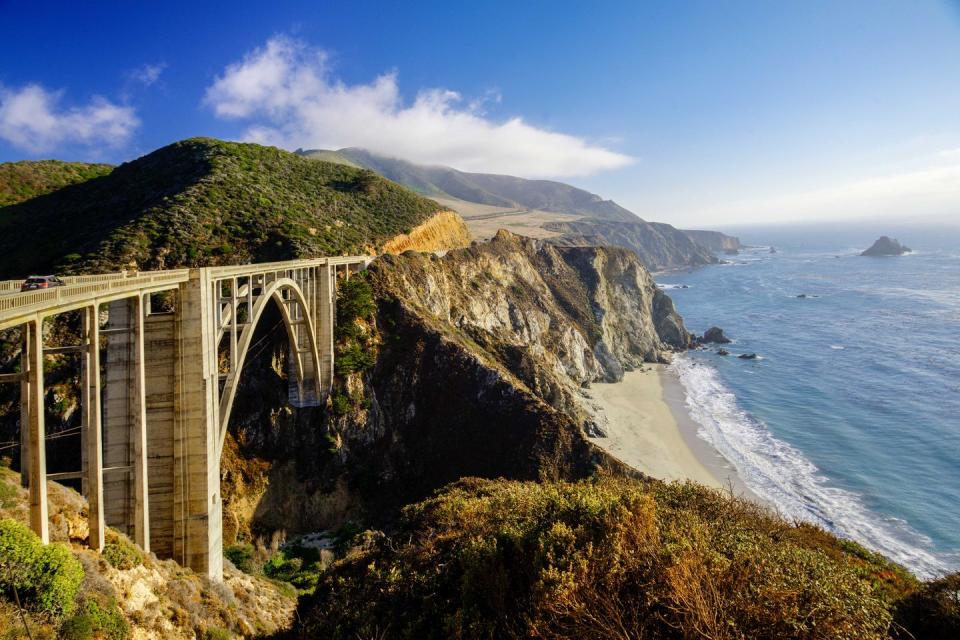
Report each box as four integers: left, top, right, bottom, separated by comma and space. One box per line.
670, 354, 951, 578
830, 345, 845, 350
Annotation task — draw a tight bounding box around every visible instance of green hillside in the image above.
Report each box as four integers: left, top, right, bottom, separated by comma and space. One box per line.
0, 160, 113, 207
298, 147, 639, 222
0, 138, 444, 277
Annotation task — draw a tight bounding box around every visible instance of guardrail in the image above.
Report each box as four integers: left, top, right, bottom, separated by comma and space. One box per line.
0, 271, 156, 293
0, 270, 190, 319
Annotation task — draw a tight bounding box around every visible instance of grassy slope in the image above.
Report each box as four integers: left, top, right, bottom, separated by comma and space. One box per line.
0, 138, 444, 277
0, 160, 113, 207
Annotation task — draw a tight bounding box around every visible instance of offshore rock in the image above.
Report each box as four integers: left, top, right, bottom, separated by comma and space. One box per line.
861, 236, 911, 256
702, 326, 731, 344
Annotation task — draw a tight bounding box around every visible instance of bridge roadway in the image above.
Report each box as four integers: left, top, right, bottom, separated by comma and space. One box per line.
0, 256, 369, 579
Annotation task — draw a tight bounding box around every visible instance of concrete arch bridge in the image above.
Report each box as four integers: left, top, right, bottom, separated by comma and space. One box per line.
0, 257, 368, 579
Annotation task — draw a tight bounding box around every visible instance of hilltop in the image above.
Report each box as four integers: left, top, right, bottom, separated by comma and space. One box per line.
0, 160, 113, 207
0, 138, 457, 277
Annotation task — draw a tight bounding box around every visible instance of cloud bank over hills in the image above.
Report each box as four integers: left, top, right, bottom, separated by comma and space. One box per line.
203, 36, 633, 179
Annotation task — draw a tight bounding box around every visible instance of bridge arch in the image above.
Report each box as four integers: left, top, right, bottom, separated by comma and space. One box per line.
216, 277, 322, 455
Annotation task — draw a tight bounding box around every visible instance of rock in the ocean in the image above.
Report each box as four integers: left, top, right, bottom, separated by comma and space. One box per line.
717, 348, 730, 356
796, 294, 807, 299
738, 353, 758, 360
861, 236, 911, 256
769, 247, 777, 254
702, 326, 731, 344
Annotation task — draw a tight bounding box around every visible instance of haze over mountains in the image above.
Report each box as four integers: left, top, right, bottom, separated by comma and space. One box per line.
298, 147, 639, 222
297, 147, 741, 270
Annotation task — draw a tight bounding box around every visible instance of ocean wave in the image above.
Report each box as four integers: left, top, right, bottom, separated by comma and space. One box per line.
670, 354, 953, 578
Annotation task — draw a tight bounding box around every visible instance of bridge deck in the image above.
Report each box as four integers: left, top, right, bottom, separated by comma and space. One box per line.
0, 256, 371, 331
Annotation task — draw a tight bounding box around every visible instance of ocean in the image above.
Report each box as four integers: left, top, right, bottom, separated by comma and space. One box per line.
657, 223, 960, 579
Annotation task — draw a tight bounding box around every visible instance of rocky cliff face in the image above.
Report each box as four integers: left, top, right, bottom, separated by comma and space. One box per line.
379, 210, 471, 254
544, 219, 717, 271
683, 229, 743, 252
220, 230, 689, 536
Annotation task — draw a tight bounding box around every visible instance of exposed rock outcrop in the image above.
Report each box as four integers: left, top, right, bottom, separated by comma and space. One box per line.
701, 326, 731, 344
862, 236, 911, 256
379, 210, 471, 255
220, 230, 688, 534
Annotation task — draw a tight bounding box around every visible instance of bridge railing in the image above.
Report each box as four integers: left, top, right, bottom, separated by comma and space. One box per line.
0, 270, 190, 319
0, 270, 158, 293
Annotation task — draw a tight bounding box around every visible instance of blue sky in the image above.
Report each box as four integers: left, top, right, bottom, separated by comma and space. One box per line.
2, 0, 959, 227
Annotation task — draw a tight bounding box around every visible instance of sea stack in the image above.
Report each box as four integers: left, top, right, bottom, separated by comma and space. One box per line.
861, 236, 911, 256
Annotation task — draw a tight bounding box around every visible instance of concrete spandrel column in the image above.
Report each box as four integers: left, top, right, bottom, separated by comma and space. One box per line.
84, 304, 105, 551
132, 295, 150, 551
103, 299, 133, 538
26, 320, 48, 543
19, 328, 30, 489
318, 263, 334, 397
173, 270, 223, 580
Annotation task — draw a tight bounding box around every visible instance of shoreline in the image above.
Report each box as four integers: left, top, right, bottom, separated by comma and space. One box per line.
585, 364, 759, 502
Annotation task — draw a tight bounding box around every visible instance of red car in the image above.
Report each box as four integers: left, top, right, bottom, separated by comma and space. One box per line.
20, 275, 66, 292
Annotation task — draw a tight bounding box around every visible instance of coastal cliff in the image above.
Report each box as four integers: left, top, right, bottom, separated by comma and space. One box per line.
683, 228, 743, 252
219, 230, 687, 536
544, 219, 717, 271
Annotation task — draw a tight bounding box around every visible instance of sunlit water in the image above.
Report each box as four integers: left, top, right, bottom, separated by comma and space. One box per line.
658, 225, 960, 578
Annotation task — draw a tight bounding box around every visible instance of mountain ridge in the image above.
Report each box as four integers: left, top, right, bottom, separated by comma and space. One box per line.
0, 138, 454, 277
297, 147, 640, 222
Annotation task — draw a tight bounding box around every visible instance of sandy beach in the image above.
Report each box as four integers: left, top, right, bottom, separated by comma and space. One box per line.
586, 365, 755, 498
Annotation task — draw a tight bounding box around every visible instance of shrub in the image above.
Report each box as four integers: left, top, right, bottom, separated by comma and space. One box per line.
0, 518, 84, 617
202, 626, 233, 640
102, 530, 143, 570
0, 476, 18, 509
296, 478, 902, 639
224, 543, 254, 573
59, 593, 129, 640
893, 571, 960, 639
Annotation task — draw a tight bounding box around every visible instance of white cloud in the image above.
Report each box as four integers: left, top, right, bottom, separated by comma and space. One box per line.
0, 84, 139, 154
130, 63, 166, 87
204, 36, 632, 178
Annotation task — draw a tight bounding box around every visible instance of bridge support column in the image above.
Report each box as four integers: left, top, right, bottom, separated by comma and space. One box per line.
174, 271, 223, 580
83, 304, 105, 551
143, 310, 176, 559
25, 320, 48, 543
102, 298, 150, 550
19, 330, 30, 489
318, 263, 334, 397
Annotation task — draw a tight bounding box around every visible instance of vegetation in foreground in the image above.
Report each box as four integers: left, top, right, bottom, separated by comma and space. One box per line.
292, 475, 958, 640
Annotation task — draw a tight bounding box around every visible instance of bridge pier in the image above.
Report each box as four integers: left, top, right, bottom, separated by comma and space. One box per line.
82, 304, 105, 551
102, 298, 150, 551
173, 271, 222, 579
25, 320, 48, 543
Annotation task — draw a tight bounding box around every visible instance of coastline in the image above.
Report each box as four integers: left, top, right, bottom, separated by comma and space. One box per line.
585, 364, 759, 502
